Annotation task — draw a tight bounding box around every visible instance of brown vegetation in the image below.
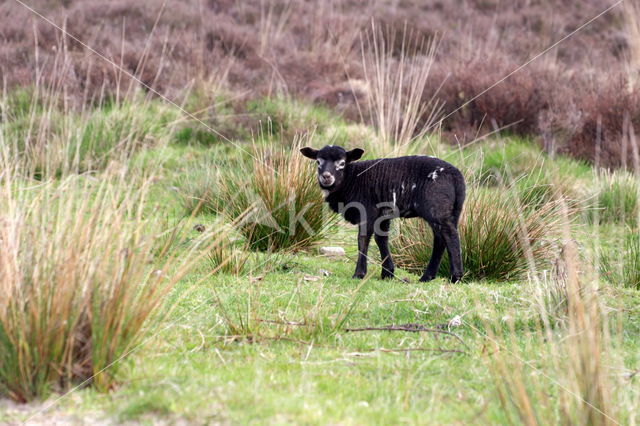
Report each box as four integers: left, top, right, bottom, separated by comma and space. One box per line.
1, 0, 639, 167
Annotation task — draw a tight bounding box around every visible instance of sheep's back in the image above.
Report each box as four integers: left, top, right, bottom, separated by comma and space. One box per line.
345, 155, 461, 214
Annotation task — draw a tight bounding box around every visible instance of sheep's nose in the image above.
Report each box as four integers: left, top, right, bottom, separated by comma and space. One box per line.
322, 172, 332, 179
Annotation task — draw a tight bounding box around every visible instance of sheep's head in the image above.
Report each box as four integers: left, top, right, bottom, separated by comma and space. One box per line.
300, 145, 364, 193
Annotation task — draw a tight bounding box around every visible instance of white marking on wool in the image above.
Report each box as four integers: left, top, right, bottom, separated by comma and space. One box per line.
411, 184, 417, 190
392, 191, 397, 205
428, 170, 438, 180
321, 189, 329, 198
401, 183, 405, 192
439, 167, 444, 172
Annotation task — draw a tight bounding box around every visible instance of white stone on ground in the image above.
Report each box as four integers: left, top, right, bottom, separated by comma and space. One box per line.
319, 246, 346, 256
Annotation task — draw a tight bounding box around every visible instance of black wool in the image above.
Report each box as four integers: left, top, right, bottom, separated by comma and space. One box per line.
301, 145, 466, 282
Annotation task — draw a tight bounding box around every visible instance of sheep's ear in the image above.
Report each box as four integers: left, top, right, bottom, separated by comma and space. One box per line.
346, 148, 364, 162
300, 147, 318, 160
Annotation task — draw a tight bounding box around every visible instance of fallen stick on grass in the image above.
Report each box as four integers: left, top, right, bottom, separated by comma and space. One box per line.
344, 323, 469, 350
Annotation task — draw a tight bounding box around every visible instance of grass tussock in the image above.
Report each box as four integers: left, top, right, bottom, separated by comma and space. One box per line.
600, 231, 640, 289
216, 141, 332, 252
0, 169, 212, 402
589, 170, 640, 227
393, 185, 567, 281
208, 234, 251, 276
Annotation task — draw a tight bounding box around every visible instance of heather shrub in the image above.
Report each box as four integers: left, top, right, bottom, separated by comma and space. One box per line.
429, 58, 552, 142
0, 0, 634, 173
392, 185, 566, 281
567, 81, 640, 169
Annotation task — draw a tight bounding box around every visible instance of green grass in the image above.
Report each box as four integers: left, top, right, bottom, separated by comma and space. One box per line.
601, 230, 640, 289
4, 226, 637, 423
247, 96, 349, 142
1, 96, 639, 425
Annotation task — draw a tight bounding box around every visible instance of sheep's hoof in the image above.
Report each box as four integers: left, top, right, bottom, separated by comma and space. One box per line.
352, 271, 366, 279
450, 274, 463, 283
380, 269, 395, 280
419, 273, 436, 282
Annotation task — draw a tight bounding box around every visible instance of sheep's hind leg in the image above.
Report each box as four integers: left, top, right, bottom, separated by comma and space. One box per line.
375, 219, 395, 280
353, 223, 372, 279
440, 221, 463, 282
420, 230, 445, 282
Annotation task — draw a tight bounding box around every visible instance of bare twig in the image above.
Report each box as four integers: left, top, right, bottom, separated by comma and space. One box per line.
344, 323, 469, 350
364, 348, 465, 355
257, 319, 306, 326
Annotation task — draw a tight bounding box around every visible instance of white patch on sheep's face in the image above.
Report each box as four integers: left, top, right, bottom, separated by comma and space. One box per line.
316, 155, 347, 189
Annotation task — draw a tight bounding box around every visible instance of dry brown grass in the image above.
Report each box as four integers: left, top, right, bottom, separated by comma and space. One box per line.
359, 21, 442, 155
487, 237, 623, 425
0, 163, 218, 402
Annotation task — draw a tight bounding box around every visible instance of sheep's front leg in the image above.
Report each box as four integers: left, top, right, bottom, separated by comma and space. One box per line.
375, 219, 394, 279
353, 223, 372, 279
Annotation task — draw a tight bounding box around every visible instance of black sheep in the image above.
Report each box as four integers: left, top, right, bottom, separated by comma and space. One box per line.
300, 145, 466, 282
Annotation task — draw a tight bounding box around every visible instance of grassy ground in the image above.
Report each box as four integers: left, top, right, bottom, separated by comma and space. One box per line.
1, 93, 639, 424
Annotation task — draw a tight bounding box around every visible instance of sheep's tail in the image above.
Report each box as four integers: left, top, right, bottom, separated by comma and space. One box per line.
452, 170, 466, 225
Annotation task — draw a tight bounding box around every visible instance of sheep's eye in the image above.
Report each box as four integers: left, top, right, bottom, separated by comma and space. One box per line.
336, 160, 346, 169
317, 159, 324, 166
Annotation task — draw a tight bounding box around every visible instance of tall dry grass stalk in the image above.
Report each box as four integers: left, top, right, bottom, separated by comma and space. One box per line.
624, 0, 640, 89
486, 208, 630, 424
258, 0, 294, 56
0, 160, 218, 402
360, 21, 443, 155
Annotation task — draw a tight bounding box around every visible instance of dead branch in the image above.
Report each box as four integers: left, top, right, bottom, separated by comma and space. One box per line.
344, 323, 469, 350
